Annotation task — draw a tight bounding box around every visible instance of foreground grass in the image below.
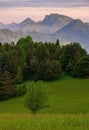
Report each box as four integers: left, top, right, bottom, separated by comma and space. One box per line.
0, 114, 89, 130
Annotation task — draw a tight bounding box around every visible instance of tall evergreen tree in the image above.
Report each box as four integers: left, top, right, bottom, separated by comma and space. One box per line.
14, 66, 23, 84
0, 71, 13, 100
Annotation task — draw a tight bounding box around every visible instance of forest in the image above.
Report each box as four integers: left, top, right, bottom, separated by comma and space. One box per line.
0, 36, 89, 101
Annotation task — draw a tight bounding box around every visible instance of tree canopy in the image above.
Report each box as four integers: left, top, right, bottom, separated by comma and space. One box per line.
73, 55, 89, 78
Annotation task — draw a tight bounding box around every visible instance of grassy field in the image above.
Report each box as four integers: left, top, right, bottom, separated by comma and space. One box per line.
0, 76, 89, 129
0, 76, 89, 114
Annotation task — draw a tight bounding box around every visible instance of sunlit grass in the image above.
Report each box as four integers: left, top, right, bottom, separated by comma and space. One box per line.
0, 114, 89, 130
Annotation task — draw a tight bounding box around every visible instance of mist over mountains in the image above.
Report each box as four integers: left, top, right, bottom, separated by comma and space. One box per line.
0, 13, 89, 52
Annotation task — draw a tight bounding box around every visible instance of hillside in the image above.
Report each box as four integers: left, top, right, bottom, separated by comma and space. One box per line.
0, 76, 89, 114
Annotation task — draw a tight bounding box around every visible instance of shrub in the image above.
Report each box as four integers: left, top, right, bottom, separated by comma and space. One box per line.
24, 82, 47, 114
14, 84, 27, 97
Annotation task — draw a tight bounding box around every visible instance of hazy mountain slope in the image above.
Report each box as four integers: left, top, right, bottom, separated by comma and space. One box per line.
39, 14, 73, 33
14, 14, 73, 34
0, 29, 54, 44
0, 18, 36, 31
0, 29, 24, 43
0, 23, 5, 29
5, 18, 36, 31
0, 14, 73, 34
18, 18, 36, 28
18, 18, 47, 34
5, 23, 19, 31
28, 31, 56, 42
54, 19, 89, 51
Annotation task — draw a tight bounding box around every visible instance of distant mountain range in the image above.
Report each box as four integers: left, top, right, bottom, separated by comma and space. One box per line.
0, 13, 89, 52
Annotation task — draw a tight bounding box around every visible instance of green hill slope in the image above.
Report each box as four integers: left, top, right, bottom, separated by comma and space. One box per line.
0, 76, 89, 114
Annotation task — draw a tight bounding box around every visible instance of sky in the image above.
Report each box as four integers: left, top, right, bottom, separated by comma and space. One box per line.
0, 0, 89, 24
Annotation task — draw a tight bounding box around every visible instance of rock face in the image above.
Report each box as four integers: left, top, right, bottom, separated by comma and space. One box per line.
0, 14, 89, 52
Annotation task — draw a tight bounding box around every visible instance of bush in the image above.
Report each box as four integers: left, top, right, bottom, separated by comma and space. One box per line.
24, 82, 47, 114
14, 84, 27, 97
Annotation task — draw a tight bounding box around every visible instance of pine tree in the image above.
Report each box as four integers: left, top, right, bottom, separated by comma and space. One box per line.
15, 66, 23, 84
0, 71, 13, 101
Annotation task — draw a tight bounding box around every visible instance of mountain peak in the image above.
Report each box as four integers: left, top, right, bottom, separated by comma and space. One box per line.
40, 13, 73, 26
19, 17, 35, 26
46, 13, 61, 19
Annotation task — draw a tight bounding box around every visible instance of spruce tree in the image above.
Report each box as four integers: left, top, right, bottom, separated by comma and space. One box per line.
15, 66, 23, 84
0, 71, 13, 101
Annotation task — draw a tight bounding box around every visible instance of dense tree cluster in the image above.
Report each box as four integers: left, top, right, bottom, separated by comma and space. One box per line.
73, 55, 89, 78
0, 36, 88, 100
0, 36, 88, 81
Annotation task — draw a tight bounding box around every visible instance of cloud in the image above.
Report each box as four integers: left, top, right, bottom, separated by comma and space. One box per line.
0, 0, 89, 8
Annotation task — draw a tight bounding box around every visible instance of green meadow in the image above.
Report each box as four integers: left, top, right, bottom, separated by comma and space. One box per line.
0, 76, 89, 129
0, 76, 89, 114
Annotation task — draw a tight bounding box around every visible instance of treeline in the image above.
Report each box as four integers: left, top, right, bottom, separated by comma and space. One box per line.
0, 36, 89, 100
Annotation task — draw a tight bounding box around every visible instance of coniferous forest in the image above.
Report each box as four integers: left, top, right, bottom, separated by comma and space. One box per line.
0, 36, 89, 101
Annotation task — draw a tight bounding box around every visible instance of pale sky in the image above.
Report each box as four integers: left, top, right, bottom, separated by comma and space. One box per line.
0, 0, 89, 24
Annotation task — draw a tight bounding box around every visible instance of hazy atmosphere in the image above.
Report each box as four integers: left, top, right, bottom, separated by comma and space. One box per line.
0, 0, 89, 23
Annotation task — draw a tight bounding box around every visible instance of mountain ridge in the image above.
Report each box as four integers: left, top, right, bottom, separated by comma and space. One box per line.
0, 13, 89, 52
